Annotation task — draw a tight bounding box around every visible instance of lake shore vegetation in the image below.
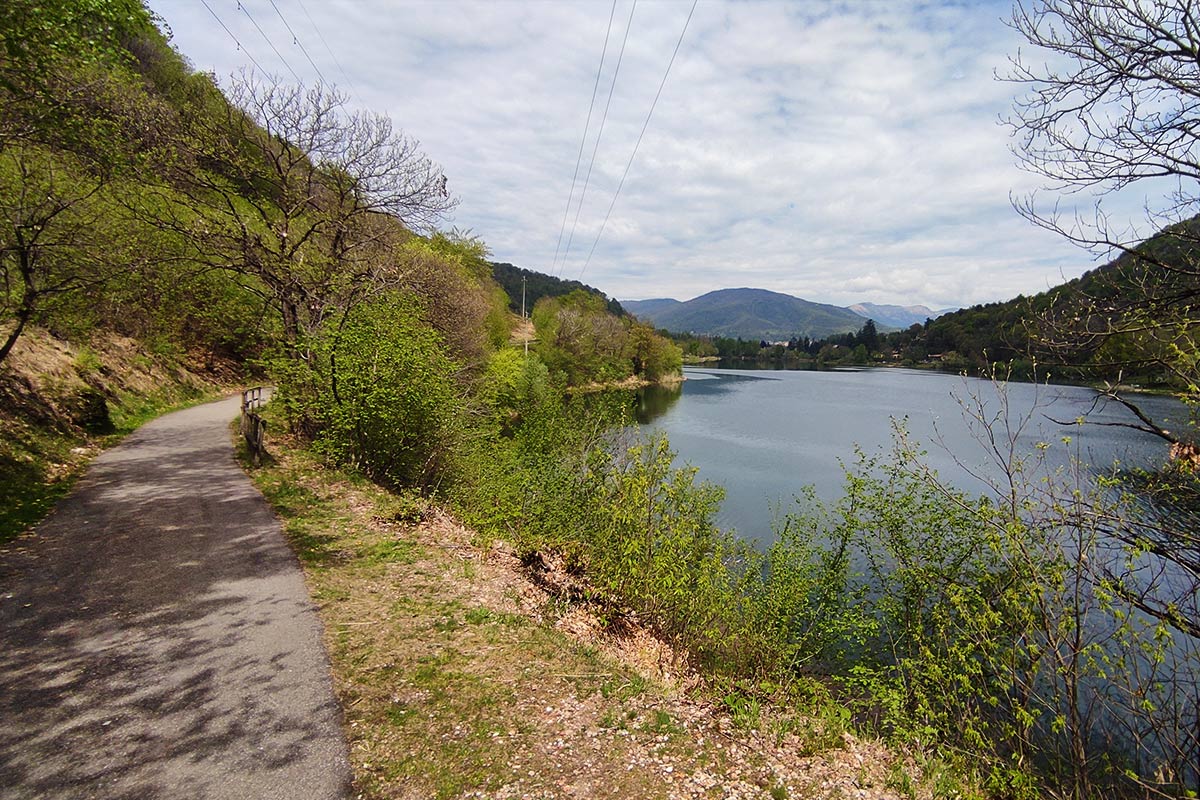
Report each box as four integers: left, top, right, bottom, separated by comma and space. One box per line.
3, 2, 1199, 798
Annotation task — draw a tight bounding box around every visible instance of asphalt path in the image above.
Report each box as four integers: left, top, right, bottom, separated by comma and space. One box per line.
0, 395, 352, 799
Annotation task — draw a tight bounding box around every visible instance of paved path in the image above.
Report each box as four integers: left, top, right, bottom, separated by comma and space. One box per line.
0, 396, 352, 799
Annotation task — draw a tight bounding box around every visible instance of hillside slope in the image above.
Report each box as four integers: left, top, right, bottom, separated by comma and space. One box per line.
0, 326, 233, 540
621, 298, 684, 319
623, 288, 869, 340
887, 214, 1200, 381
491, 262, 624, 317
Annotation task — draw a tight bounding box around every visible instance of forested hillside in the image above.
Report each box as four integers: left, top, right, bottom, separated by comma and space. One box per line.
491, 261, 624, 317
0, 0, 679, 521
881, 215, 1200, 386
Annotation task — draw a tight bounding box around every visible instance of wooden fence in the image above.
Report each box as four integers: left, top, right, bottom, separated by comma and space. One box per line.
240, 387, 268, 464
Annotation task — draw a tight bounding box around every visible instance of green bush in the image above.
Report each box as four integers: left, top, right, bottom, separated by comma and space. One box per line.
578, 434, 756, 668
277, 293, 463, 489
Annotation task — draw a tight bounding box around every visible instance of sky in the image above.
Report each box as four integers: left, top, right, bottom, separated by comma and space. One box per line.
152, 0, 1157, 309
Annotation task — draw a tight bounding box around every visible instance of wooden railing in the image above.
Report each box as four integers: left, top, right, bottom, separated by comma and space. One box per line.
240, 387, 268, 464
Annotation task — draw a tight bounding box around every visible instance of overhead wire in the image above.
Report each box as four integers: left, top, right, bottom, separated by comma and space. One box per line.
265, 0, 329, 85
550, 0, 618, 276
557, 0, 638, 275
295, 0, 365, 105
579, 0, 698, 280
238, 0, 304, 83
199, 0, 268, 74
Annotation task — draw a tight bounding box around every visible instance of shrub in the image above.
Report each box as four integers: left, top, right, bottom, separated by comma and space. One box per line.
290, 293, 463, 489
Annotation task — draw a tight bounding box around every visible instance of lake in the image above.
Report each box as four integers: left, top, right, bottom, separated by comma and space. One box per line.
635, 366, 1190, 544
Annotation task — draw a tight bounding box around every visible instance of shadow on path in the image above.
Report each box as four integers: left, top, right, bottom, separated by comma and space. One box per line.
0, 396, 352, 800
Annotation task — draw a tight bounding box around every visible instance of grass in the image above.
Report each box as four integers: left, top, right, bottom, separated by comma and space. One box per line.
244, 440, 716, 798
241, 433, 948, 799
0, 422, 81, 543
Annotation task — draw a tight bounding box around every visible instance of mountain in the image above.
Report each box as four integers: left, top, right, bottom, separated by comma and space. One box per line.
882, 214, 1200, 381
621, 298, 683, 319
847, 302, 957, 329
622, 288, 869, 340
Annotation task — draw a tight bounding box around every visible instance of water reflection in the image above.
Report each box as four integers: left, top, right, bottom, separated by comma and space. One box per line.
631, 380, 684, 424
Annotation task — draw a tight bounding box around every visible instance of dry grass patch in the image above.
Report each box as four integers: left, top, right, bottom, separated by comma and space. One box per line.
250, 438, 937, 800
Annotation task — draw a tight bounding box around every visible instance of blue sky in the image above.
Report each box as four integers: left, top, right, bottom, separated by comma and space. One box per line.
152, 0, 1155, 308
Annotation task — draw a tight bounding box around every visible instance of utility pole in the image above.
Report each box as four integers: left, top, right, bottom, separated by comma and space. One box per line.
522, 276, 528, 357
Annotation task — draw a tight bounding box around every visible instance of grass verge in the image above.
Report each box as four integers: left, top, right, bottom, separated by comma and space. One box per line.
244, 432, 927, 800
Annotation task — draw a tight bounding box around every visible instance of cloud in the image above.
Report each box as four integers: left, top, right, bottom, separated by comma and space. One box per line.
152, 0, 1153, 309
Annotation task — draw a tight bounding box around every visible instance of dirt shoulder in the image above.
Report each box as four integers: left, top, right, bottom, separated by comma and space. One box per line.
249, 438, 916, 800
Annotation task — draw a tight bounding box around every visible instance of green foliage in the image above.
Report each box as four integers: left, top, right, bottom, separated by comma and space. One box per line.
805, 442, 1031, 752
624, 320, 682, 381
0, 2, 281, 367
428, 229, 491, 283
457, 409, 759, 670
1, 0, 173, 178
0, 0, 151, 76
532, 290, 680, 386
281, 293, 464, 489
393, 238, 508, 362
532, 290, 626, 384
490, 261, 624, 317
579, 434, 752, 664
452, 355, 585, 549
0, 145, 109, 356
477, 347, 554, 436
0, 421, 80, 544
454, 383, 1190, 796
748, 490, 861, 674
672, 319, 892, 368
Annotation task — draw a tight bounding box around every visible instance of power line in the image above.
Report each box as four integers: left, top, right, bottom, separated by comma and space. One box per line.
551, 0, 618, 275
295, 0, 364, 104
558, 0, 638, 274
579, 0, 698, 280
238, 0, 303, 83
199, 0, 268, 75
265, 0, 328, 85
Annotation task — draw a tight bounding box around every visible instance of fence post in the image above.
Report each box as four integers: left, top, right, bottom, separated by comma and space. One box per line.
240, 387, 268, 465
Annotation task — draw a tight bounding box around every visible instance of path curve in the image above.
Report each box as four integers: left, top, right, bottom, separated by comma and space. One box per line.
0, 395, 352, 799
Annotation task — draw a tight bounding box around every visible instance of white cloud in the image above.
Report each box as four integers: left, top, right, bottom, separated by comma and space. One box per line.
152, 0, 1157, 310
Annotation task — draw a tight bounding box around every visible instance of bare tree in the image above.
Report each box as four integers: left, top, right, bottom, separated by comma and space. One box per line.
899, 375, 1200, 797
1004, 1, 1200, 661
160, 72, 457, 345
1008, 1, 1200, 220
1005, 0, 1200, 427
0, 147, 116, 364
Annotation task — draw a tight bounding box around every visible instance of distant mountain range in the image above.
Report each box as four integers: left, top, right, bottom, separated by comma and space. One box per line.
846, 302, 959, 330
622, 288, 955, 341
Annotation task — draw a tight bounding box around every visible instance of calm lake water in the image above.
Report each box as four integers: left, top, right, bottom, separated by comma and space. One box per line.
635, 366, 1190, 544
